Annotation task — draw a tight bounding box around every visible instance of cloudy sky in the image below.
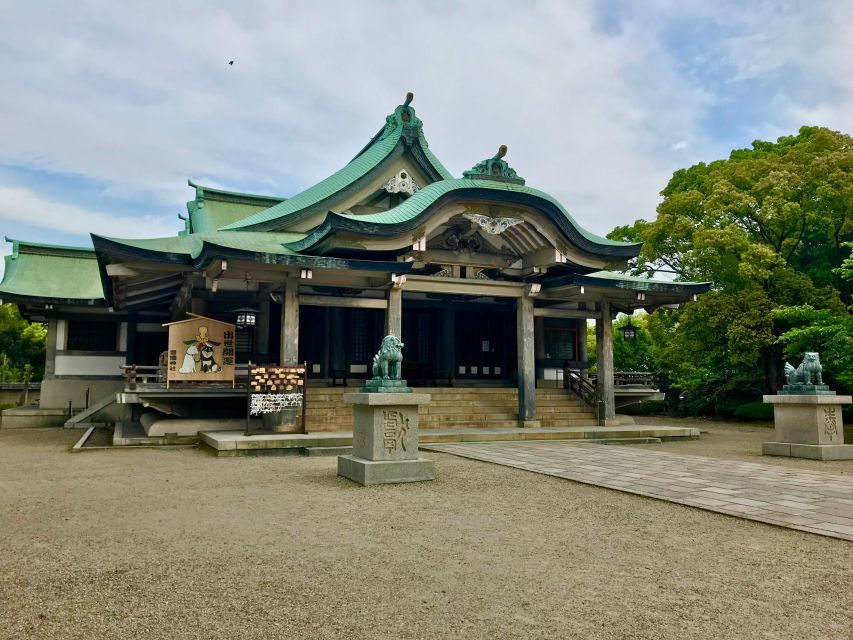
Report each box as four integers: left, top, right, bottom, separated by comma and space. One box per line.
0, 0, 851, 269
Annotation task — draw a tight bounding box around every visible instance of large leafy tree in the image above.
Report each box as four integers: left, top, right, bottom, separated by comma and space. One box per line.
610, 127, 853, 410
0, 304, 46, 382
774, 240, 853, 389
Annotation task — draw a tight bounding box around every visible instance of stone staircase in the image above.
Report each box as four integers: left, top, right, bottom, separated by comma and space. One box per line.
304, 386, 597, 432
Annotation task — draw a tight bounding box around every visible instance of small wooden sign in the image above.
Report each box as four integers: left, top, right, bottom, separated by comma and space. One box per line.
163, 313, 236, 388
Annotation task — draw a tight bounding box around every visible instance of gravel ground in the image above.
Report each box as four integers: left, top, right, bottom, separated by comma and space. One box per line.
0, 426, 851, 640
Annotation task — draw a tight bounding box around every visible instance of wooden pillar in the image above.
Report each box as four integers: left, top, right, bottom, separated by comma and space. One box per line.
189, 298, 207, 315
595, 301, 616, 423
280, 278, 299, 365
255, 296, 271, 363
125, 313, 137, 365
386, 286, 402, 338
330, 308, 346, 374
577, 319, 588, 368
441, 308, 455, 380
534, 316, 546, 386
45, 318, 57, 376
517, 290, 538, 426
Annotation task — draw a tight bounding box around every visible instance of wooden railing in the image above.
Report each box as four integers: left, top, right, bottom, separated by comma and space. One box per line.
120, 364, 252, 390
121, 365, 162, 388
562, 367, 659, 407
563, 368, 597, 408
614, 371, 659, 388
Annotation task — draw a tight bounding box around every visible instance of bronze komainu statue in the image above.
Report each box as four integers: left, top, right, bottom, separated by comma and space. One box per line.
785, 352, 823, 385
372, 335, 404, 380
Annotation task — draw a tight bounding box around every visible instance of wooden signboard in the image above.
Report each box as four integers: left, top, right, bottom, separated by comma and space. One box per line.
163, 313, 236, 388
246, 364, 306, 435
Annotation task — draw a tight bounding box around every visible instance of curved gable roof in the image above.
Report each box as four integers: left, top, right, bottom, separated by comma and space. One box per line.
285, 178, 642, 259
220, 96, 452, 232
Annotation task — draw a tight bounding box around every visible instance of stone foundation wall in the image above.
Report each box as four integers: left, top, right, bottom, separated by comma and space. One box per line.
38, 377, 124, 410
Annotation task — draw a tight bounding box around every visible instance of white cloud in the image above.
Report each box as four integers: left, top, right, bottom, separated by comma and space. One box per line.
0, 184, 176, 239
0, 0, 849, 246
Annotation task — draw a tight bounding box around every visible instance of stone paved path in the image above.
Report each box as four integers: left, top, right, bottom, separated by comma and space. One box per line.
423, 441, 853, 541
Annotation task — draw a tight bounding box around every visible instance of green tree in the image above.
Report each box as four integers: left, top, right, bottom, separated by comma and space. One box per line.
773, 239, 853, 389
611, 126, 853, 411
0, 304, 46, 382
586, 315, 656, 373
612, 315, 656, 372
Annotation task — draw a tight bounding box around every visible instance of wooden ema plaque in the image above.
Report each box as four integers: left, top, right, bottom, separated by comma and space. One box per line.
163, 313, 236, 388
246, 364, 307, 435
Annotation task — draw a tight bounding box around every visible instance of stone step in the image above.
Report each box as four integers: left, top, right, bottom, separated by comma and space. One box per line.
540, 418, 599, 427
421, 420, 522, 429
309, 417, 599, 429
535, 397, 585, 405
301, 386, 596, 432
421, 415, 520, 424
428, 395, 584, 404
304, 446, 353, 456
309, 406, 588, 416
536, 410, 593, 420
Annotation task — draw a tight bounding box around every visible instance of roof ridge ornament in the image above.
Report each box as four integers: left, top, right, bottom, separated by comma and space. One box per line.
384, 170, 420, 195
379, 91, 423, 142
462, 212, 523, 235
463, 145, 525, 185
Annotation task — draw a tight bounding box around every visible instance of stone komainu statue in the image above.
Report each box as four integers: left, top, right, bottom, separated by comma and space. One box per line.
372, 335, 404, 380
784, 352, 824, 385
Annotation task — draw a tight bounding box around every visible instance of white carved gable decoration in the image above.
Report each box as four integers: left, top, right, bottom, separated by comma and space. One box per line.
462, 212, 524, 235
384, 170, 420, 195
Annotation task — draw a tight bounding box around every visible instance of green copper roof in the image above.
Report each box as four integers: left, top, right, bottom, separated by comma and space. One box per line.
0, 238, 105, 303
545, 270, 712, 294
286, 178, 640, 257
186, 181, 287, 234
220, 97, 453, 232
95, 231, 307, 260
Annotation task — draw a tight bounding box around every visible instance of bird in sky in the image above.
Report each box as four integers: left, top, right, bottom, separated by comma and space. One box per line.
227, 60, 234, 66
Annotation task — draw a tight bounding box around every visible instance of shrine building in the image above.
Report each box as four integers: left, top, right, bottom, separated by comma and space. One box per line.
0, 93, 709, 436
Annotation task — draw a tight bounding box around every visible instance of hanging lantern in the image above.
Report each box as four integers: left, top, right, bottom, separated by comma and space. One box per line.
622, 322, 637, 341
232, 307, 258, 328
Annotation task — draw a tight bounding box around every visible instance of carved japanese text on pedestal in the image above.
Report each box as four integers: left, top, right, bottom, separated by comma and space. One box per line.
382, 409, 410, 454
824, 407, 838, 438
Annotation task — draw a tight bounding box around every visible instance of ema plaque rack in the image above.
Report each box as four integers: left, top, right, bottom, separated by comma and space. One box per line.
245, 363, 307, 435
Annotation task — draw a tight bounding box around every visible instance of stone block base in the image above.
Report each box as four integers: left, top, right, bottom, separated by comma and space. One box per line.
360, 379, 413, 393
518, 420, 541, 428
762, 441, 853, 461
338, 454, 435, 485
1, 407, 69, 429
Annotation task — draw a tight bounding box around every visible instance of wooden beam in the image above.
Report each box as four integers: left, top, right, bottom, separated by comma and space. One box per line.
404, 275, 523, 298
299, 295, 387, 309
521, 247, 561, 269
105, 263, 140, 277
412, 249, 517, 269
533, 307, 598, 319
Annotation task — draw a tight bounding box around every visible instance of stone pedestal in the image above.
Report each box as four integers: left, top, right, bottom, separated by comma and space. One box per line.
762, 394, 853, 460
338, 392, 434, 485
